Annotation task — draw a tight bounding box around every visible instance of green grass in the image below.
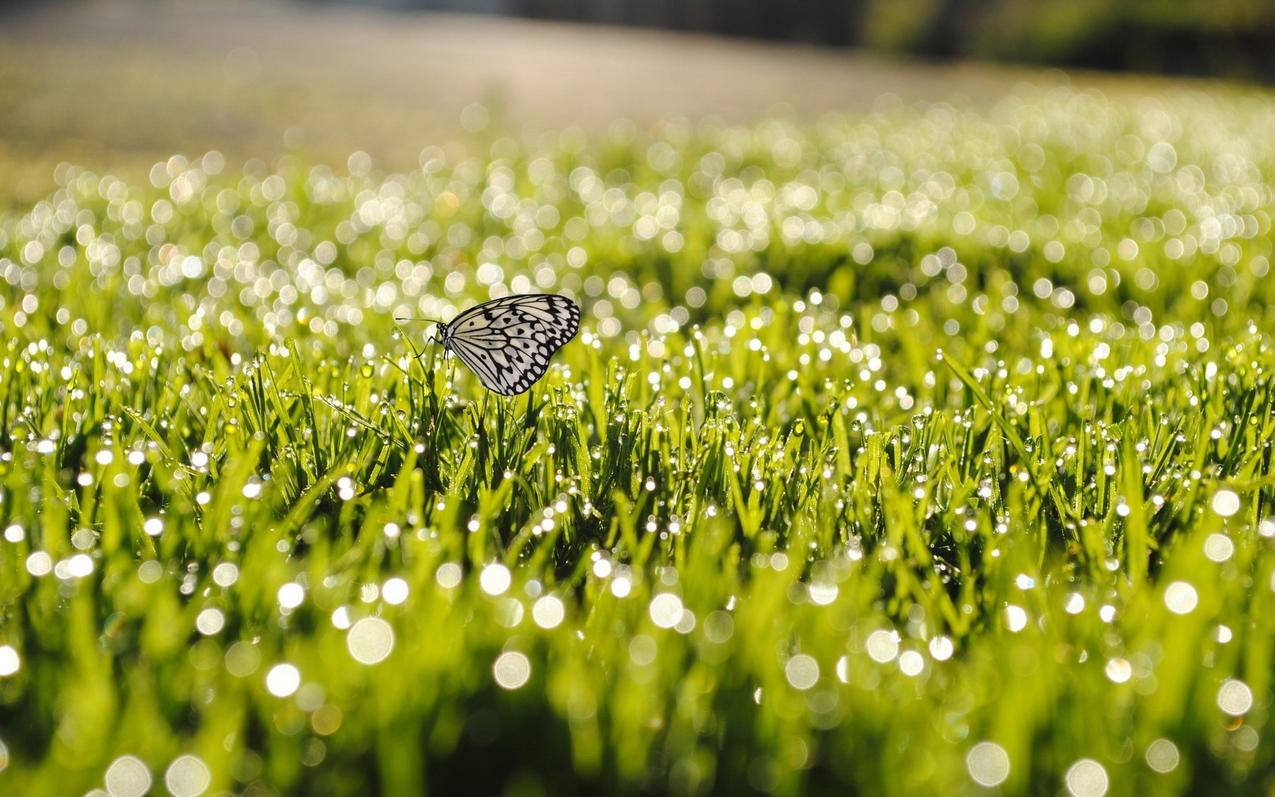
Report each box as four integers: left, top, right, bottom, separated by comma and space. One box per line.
1, 85, 1274, 796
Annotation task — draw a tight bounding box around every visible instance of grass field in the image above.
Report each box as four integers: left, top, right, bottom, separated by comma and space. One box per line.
1, 81, 1275, 796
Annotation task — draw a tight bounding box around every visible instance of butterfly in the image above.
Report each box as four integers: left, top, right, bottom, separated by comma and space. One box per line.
433, 294, 581, 395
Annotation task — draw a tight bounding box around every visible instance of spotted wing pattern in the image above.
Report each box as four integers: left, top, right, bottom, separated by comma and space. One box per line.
440, 294, 581, 395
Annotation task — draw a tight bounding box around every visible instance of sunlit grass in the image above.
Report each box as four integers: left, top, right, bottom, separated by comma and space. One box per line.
0, 85, 1274, 796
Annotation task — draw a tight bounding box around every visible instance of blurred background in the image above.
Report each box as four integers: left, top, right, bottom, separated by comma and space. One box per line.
312, 0, 1275, 79
1, 0, 1272, 208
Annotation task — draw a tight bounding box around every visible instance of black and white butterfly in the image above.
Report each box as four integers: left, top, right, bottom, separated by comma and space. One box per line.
433, 294, 581, 395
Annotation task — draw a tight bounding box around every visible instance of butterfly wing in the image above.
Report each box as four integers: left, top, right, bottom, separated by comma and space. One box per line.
444, 294, 581, 395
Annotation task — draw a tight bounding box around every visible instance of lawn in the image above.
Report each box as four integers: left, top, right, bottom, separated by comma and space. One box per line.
0, 84, 1274, 796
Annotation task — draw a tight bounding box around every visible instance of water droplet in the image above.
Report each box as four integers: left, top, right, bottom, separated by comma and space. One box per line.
1145, 739, 1179, 773
648, 593, 684, 629
493, 651, 531, 689
164, 755, 211, 797
265, 663, 300, 697
532, 595, 565, 629
105, 755, 152, 797
1164, 581, 1198, 615
0, 646, 20, 677
966, 742, 1010, 787
1218, 679, 1253, 716
479, 563, 511, 596
785, 654, 819, 690
1064, 759, 1108, 797
1212, 489, 1240, 517
347, 618, 395, 665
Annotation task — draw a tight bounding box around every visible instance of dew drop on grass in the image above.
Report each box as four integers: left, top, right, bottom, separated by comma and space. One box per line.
865, 630, 899, 663
435, 563, 462, 589
195, 608, 225, 636
1212, 489, 1240, 517
1104, 658, 1132, 684
277, 582, 305, 610
493, 651, 531, 690
0, 646, 20, 677
898, 650, 924, 677
347, 618, 395, 665
532, 595, 565, 629
311, 705, 343, 737
224, 642, 261, 678
674, 609, 696, 634
1233, 726, 1260, 752
1145, 739, 1179, 773
25, 552, 52, 577
648, 593, 684, 629
1064, 759, 1108, 797
1004, 605, 1028, 632
382, 578, 409, 605
1164, 581, 1198, 614
164, 755, 211, 797
966, 741, 1010, 787
928, 636, 954, 661
1217, 679, 1253, 716
480, 563, 511, 596
785, 654, 819, 690
104, 755, 152, 797
1203, 533, 1234, 563
63, 554, 94, 579
704, 611, 734, 643
808, 580, 838, 605
265, 663, 301, 697
629, 635, 657, 666
211, 562, 239, 587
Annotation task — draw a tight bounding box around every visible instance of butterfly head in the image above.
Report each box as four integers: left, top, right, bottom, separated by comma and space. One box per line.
431, 321, 451, 347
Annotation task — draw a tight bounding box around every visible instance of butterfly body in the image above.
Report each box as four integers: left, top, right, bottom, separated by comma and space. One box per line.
436, 294, 581, 395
